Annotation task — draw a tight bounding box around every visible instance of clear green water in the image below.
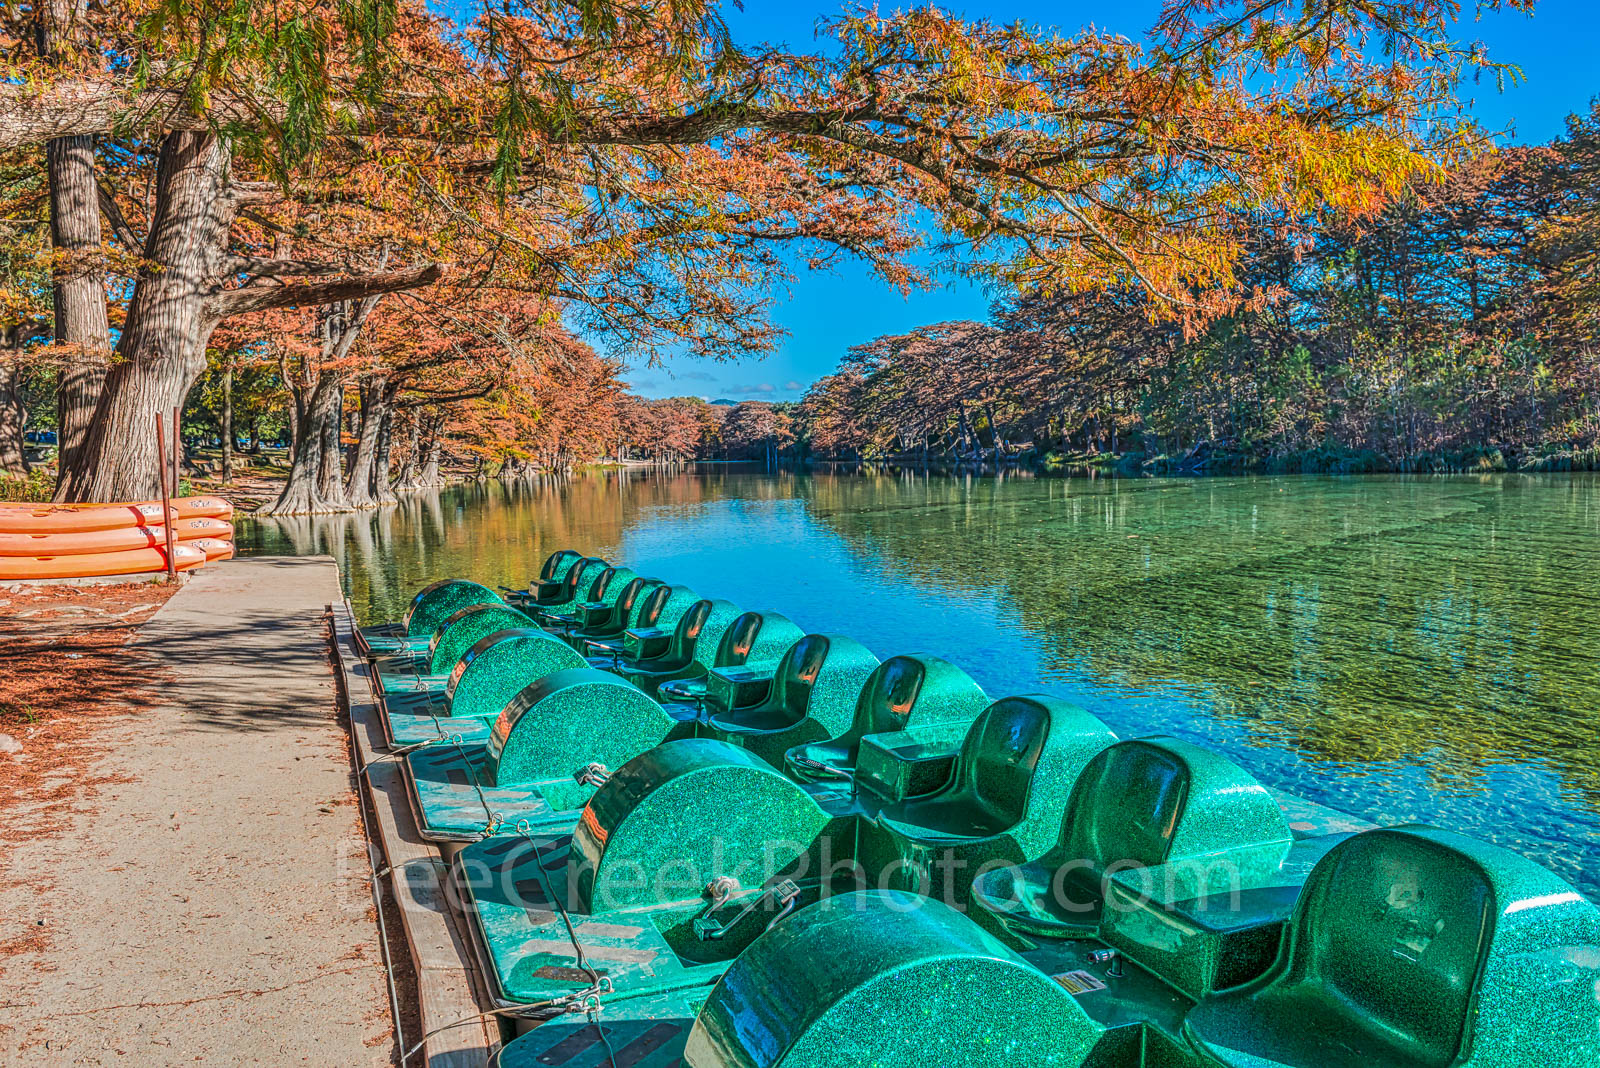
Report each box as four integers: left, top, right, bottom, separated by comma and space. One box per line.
239, 468, 1600, 897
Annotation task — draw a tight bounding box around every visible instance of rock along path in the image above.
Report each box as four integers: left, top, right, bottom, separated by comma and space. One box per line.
0, 556, 392, 1065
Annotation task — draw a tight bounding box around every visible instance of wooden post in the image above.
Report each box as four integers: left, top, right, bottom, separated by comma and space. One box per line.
171, 406, 181, 498
155, 415, 177, 582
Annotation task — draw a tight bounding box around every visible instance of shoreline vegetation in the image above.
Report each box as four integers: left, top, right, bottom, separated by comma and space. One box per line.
9, 437, 1599, 514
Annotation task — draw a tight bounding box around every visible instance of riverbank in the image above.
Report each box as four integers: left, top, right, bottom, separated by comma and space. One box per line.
0, 559, 395, 1064
815, 440, 1600, 477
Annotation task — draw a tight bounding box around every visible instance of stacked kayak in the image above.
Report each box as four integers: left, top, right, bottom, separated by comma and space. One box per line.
0, 497, 234, 579
359, 550, 1600, 1068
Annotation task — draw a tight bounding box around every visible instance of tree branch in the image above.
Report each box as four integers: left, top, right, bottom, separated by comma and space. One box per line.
96, 180, 144, 251
203, 263, 444, 322
225, 254, 348, 278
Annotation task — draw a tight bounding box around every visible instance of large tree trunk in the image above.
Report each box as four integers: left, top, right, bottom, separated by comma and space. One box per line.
55, 131, 232, 501
260, 373, 349, 514
343, 375, 389, 508
36, 0, 112, 479
417, 429, 442, 486
48, 133, 111, 475
373, 407, 397, 504
1, 358, 30, 477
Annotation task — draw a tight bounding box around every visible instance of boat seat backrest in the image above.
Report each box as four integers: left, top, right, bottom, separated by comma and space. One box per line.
717, 612, 763, 665
635, 583, 672, 628
671, 599, 713, 656
1287, 830, 1493, 1065
940, 698, 1052, 827
1052, 736, 1292, 878
539, 548, 581, 582
612, 578, 650, 619
1058, 740, 1192, 873
819, 656, 928, 761
560, 557, 605, 600
585, 567, 617, 602
859, 656, 927, 734
776, 634, 832, 718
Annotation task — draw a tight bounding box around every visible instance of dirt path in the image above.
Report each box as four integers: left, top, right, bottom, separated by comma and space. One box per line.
0, 557, 393, 1065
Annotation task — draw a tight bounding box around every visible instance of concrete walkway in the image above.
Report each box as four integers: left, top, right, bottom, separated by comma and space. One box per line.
0, 557, 392, 1065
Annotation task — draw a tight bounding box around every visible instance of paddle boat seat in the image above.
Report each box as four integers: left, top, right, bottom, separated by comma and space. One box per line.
619, 598, 743, 700
499, 547, 583, 610
560, 574, 661, 651
1184, 825, 1600, 1068
581, 583, 700, 666
356, 578, 501, 657
536, 565, 636, 637
376, 628, 587, 746
655, 609, 807, 715
859, 696, 1116, 905
700, 634, 882, 767
535, 547, 583, 583
527, 555, 608, 618
783, 654, 988, 787
973, 736, 1324, 999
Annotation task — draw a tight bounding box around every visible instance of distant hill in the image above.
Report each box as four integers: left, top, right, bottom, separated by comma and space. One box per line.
710, 399, 738, 406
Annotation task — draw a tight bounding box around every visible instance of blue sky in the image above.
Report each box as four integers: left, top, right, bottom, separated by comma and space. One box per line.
621, 0, 1598, 403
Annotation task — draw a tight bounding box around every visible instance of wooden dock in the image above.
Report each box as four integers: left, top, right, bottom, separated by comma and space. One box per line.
327, 595, 505, 1066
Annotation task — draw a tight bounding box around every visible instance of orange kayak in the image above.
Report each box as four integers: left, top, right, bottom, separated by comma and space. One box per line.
0, 496, 233, 534
0, 542, 207, 580
166, 496, 233, 521
173, 516, 234, 541
189, 538, 235, 561
0, 518, 235, 556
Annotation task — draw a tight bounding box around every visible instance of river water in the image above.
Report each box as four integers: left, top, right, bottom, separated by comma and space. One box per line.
239, 467, 1600, 897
